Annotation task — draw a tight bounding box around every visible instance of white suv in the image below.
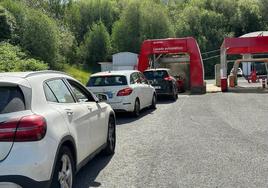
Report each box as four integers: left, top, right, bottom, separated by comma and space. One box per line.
87, 70, 157, 117
0, 71, 116, 188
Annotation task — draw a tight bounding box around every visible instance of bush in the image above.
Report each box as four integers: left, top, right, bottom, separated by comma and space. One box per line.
22, 9, 59, 69
0, 5, 16, 42
80, 21, 111, 72
0, 42, 48, 72
0, 0, 27, 44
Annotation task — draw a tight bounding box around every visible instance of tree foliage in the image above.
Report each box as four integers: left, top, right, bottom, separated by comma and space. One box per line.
80, 22, 111, 72
112, 1, 141, 53
65, 0, 116, 42
112, 0, 173, 53
1, 0, 268, 77
0, 42, 48, 71
0, 5, 16, 42
22, 9, 59, 69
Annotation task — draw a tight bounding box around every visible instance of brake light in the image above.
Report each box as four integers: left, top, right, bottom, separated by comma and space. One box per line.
0, 120, 17, 142
117, 87, 133, 96
164, 76, 173, 81
0, 115, 47, 142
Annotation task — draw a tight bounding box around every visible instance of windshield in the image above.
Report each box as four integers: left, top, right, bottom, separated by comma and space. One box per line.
87, 75, 128, 87
143, 70, 168, 80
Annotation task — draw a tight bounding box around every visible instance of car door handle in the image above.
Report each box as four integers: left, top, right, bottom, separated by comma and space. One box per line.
65, 109, 73, 116
86, 106, 92, 111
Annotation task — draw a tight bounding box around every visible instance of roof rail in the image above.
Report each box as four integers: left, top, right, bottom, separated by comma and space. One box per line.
25, 70, 70, 78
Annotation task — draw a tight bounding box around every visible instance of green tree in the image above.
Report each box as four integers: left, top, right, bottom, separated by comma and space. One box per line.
140, 1, 174, 40
64, 2, 81, 40
80, 22, 111, 72
22, 9, 60, 68
0, 0, 27, 44
112, 1, 141, 53
58, 27, 78, 65
65, 0, 116, 42
232, 0, 264, 36
112, 0, 173, 53
0, 5, 16, 42
0, 42, 48, 72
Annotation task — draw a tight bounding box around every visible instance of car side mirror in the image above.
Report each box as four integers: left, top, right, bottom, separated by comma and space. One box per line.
96, 93, 108, 102
148, 80, 153, 85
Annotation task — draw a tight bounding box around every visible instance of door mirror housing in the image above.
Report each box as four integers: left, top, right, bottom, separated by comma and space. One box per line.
96, 93, 108, 102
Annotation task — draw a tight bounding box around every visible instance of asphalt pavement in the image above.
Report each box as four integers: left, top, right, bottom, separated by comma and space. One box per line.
74, 92, 268, 188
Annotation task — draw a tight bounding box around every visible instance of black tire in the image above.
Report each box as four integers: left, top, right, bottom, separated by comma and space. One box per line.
51, 146, 75, 188
103, 116, 116, 155
171, 89, 177, 101
132, 99, 140, 117
150, 94, 157, 109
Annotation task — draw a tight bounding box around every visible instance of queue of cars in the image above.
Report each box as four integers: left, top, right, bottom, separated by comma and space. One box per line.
86, 69, 183, 116
0, 69, 182, 188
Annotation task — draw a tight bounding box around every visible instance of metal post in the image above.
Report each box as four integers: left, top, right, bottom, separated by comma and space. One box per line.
220, 48, 228, 92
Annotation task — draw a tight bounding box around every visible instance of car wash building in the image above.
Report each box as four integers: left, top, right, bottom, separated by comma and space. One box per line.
138, 37, 206, 94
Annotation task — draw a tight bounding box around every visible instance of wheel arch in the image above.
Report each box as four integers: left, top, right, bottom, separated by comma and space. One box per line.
49, 135, 77, 184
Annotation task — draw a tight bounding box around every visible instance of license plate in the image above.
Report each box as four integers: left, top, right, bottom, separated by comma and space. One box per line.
105, 92, 113, 98
154, 86, 161, 89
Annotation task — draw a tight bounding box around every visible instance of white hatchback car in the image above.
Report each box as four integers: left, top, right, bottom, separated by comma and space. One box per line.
87, 70, 157, 117
0, 71, 116, 188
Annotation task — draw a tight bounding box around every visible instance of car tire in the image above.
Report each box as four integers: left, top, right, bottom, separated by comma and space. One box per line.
172, 89, 177, 101
103, 116, 116, 155
132, 98, 140, 117
51, 146, 75, 188
150, 94, 157, 109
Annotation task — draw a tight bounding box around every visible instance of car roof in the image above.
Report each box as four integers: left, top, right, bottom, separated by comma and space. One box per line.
0, 71, 75, 87
0, 71, 69, 78
91, 70, 139, 77
144, 68, 170, 72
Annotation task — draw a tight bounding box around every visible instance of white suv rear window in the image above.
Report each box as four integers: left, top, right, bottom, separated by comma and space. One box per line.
88, 76, 127, 87
0, 86, 26, 114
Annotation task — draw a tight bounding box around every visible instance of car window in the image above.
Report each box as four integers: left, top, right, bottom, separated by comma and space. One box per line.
88, 75, 127, 87
46, 79, 75, 103
130, 73, 140, 84
139, 73, 148, 84
67, 80, 95, 102
44, 84, 58, 103
144, 70, 168, 80
0, 86, 26, 114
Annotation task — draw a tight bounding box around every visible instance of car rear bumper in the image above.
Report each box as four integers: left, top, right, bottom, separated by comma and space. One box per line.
0, 176, 50, 188
152, 83, 174, 95
109, 101, 134, 112
155, 87, 173, 95
0, 137, 58, 187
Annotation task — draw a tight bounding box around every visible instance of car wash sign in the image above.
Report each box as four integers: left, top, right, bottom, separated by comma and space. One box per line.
151, 40, 187, 54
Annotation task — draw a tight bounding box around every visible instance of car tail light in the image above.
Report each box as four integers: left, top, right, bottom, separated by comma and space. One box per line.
164, 76, 173, 81
0, 119, 17, 142
117, 87, 133, 96
0, 115, 47, 142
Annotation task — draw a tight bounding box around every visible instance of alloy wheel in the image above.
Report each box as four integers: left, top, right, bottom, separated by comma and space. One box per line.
58, 154, 73, 188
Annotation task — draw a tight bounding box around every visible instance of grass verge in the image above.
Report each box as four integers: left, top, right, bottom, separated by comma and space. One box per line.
63, 64, 91, 85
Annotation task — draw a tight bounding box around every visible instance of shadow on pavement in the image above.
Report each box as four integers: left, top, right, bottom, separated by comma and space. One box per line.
115, 108, 156, 125
156, 95, 179, 104
74, 154, 113, 188
115, 95, 180, 125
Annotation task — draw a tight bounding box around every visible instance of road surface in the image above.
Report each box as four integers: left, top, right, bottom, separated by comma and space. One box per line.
75, 92, 268, 188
